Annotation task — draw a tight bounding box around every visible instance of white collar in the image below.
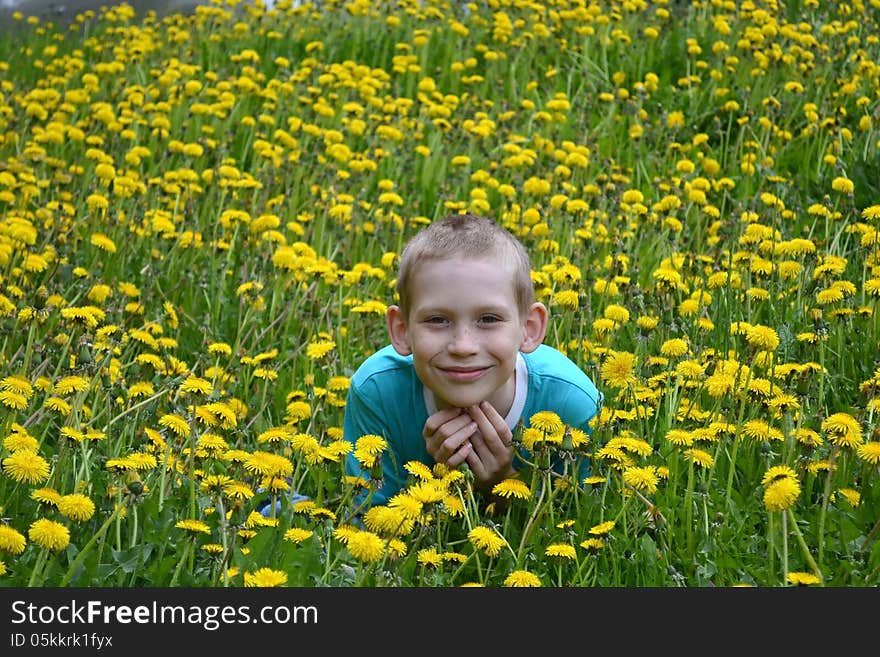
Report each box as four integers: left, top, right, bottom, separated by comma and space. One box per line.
423, 352, 527, 431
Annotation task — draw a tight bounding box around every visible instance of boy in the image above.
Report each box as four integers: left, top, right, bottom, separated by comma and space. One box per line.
343, 213, 602, 507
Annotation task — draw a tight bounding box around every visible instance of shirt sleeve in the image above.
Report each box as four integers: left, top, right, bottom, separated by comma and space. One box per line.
343, 381, 403, 507
547, 376, 603, 482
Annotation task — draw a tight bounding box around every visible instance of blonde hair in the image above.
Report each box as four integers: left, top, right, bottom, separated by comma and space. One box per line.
395, 213, 535, 316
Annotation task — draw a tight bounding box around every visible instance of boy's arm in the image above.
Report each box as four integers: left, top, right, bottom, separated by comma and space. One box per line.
552, 381, 604, 481
343, 383, 403, 508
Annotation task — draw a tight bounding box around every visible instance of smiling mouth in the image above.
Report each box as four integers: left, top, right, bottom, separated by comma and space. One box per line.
441, 367, 489, 381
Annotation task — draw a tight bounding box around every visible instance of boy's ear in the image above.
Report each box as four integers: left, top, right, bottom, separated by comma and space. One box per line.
519, 302, 548, 353
386, 305, 412, 356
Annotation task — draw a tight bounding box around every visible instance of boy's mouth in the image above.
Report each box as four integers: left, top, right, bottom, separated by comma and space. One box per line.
440, 366, 489, 382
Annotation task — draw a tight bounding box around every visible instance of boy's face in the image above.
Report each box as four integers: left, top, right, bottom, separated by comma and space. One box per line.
387, 255, 546, 414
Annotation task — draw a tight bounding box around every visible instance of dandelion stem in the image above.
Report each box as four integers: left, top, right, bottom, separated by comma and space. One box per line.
817, 447, 838, 569
684, 459, 695, 560
787, 508, 823, 584
169, 537, 194, 587
781, 509, 789, 585
60, 505, 124, 587
27, 548, 49, 588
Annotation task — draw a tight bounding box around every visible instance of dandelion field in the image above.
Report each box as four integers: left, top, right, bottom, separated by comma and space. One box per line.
0, 0, 879, 588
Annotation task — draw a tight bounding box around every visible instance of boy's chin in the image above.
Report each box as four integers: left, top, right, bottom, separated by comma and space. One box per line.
437, 393, 486, 410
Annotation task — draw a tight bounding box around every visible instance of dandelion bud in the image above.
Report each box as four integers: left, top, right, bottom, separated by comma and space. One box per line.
126, 472, 143, 496
561, 427, 574, 451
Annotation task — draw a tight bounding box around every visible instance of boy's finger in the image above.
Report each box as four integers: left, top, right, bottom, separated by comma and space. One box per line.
424, 413, 471, 443
481, 401, 511, 437
434, 421, 476, 461
445, 440, 473, 468
463, 448, 485, 481
470, 402, 513, 451
423, 407, 463, 434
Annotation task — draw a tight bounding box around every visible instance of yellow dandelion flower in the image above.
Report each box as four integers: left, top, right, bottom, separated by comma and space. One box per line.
529, 410, 563, 435
660, 338, 689, 358
28, 519, 70, 551
346, 530, 386, 563
284, 397, 310, 419
128, 381, 155, 399
545, 543, 577, 560
363, 505, 413, 536
309, 507, 336, 521
442, 494, 465, 518
821, 412, 862, 448
305, 340, 336, 359
0, 525, 27, 555
622, 465, 660, 493
504, 570, 542, 587
746, 324, 780, 351
90, 233, 117, 253
601, 350, 637, 389
353, 434, 387, 468
3, 450, 51, 484
683, 448, 714, 469
786, 571, 821, 586
31, 487, 61, 506
468, 526, 507, 557
175, 519, 211, 534
243, 568, 288, 587
222, 481, 255, 500
552, 289, 580, 310
665, 429, 694, 447
763, 477, 801, 512
3, 425, 38, 452
417, 548, 443, 568
742, 419, 784, 442
589, 520, 616, 536
831, 176, 854, 194
761, 465, 798, 486
54, 375, 90, 395
283, 528, 314, 544
491, 478, 531, 500
244, 452, 293, 478
404, 461, 435, 481
0, 390, 28, 411
406, 480, 446, 504
792, 428, 822, 447
158, 413, 191, 437
856, 442, 880, 465
387, 493, 423, 520
834, 487, 860, 507
57, 494, 96, 522
579, 538, 605, 551
208, 342, 232, 356
179, 376, 213, 395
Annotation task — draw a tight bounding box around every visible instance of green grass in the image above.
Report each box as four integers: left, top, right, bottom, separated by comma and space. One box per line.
0, 0, 878, 587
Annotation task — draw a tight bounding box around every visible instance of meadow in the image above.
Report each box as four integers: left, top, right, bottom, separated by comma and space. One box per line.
0, 0, 879, 587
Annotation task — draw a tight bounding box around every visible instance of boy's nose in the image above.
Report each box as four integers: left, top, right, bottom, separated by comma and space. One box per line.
448, 326, 478, 354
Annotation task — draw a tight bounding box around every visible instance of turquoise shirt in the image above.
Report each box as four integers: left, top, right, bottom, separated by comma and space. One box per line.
343, 344, 603, 506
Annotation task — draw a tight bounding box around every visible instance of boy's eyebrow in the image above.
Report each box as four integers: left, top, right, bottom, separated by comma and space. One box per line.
413, 304, 514, 315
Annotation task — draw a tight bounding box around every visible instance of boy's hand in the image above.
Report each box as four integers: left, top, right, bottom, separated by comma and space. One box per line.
423, 407, 476, 468
463, 401, 516, 491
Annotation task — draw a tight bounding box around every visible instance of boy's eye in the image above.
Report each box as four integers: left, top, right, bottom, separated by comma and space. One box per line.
424, 316, 448, 324
479, 315, 502, 324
